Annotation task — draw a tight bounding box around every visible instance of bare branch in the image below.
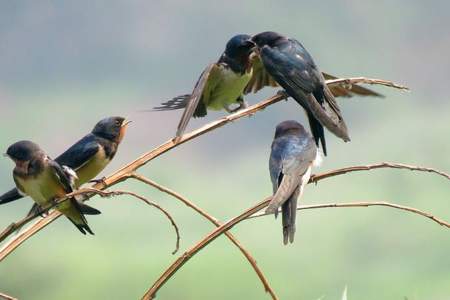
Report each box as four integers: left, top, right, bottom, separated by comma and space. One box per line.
310, 162, 450, 183
130, 173, 278, 300
249, 201, 450, 227
0, 77, 411, 261
141, 198, 449, 299
326, 77, 409, 91
0, 188, 181, 255
0, 292, 17, 300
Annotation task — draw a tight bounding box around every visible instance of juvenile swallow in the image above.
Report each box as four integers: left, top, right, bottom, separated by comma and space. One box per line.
153, 34, 255, 138
0, 116, 130, 209
248, 31, 355, 155
6, 141, 100, 234
267, 120, 320, 244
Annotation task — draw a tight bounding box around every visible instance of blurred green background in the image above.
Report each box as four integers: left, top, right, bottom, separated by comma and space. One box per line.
0, 1, 449, 299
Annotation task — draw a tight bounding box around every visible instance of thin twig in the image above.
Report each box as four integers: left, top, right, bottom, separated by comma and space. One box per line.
310, 162, 450, 183
0, 188, 181, 255
0, 77, 410, 260
0, 292, 17, 300
326, 77, 409, 91
130, 173, 278, 300
141, 198, 449, 299
249, 201, 450, 226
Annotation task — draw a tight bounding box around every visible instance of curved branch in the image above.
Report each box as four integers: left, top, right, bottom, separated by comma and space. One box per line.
0, 188, 181, 255
130, 173, 278, 300
0, 292, 17, 300
141, 199, 449, 299
309, 162, 450, 183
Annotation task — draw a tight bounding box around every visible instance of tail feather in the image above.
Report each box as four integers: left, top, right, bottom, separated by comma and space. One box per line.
307, 112, 327, 156
77, 202, 101, 215
67, 217, 94, 235
281, 188, 299, 245
153, 94, 191, 111
0, 188, 24, 205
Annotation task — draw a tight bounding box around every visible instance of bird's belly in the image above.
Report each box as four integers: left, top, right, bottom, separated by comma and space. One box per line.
75, 155, 110, 187
16, 170, 65, 206
208, 70, 252, 110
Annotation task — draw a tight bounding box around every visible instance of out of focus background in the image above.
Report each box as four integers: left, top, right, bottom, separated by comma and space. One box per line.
0, 1, 449, 299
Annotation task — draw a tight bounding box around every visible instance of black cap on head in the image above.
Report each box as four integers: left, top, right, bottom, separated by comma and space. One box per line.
6, 140, 42, 161
92, 116, 126, 141
274, 120, 307, 139
251, 31, 285, 48
224, 34, 254, 59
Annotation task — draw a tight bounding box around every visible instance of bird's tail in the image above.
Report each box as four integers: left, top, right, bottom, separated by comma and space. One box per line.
62, 200, 100, 235
0, 188, 24, 205
307, 112, 327, 156
281, 187, 299, 245
152, 94, 191, 111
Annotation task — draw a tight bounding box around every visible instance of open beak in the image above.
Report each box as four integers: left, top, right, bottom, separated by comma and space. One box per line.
121, 120, 132, 127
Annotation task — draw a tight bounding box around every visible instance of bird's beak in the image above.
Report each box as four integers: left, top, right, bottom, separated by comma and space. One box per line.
121, 120, 132, 127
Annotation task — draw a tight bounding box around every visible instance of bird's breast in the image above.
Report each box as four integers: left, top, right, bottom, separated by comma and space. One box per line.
207, 67, 252, 110
15, 168, 66, 206
75, 147, 110, 186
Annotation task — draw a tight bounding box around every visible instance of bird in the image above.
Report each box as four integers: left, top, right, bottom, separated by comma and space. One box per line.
248, 31, 357, 156
267, 120, 320, 244
0, 116, 130, 212
5, 140, 100, 234
153, 34, 256, 138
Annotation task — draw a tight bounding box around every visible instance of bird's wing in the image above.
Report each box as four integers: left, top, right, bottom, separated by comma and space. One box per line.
0, 188, 25, 205
322, 72, 383, 98
153, 94, 191, 111
260, 40, 350, 142
175, 63, 221, 138
54, 135, 100, 171
244, 53, 279, 94
48, 160, 76, 193
267, 137, 316, 214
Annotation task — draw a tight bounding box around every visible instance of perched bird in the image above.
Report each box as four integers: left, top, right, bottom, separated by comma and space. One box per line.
5, 141, 100, 234
248, 31, 354, 156
0, 116, 130, 210
267, 120, 320, 244
153, 34, 256, 138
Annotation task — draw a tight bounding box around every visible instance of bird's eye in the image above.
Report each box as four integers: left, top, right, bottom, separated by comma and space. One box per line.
115, 120, 121, 126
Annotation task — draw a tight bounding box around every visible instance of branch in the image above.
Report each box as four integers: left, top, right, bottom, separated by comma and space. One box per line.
130, 173, 278, 300
0, 188, 180, 255
0, 292, 17, 300
326, 77, 409, 91
249, 201, 450, 226
0, 77, 410, 261
141, 198, 449, 299
309, 162, 450, 183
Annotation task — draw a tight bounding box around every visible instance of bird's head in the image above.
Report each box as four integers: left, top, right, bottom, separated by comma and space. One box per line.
92, 116, 131, 143
5, 140, 43, 169
274, 120, 307, 139
251, 31, 286, 49
223, 34, 255, 60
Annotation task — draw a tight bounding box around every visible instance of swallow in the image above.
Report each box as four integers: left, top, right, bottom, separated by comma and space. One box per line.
153, 34, 255, 138
248, 31, 369, 155
0, 116, 130, 210
267, 120, 320, 244
5, 140, 100, 234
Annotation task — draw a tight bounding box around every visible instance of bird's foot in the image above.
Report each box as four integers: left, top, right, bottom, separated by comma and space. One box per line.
276, 90, 289, 100
33, 205, 49, 218
89, 177, 107, 187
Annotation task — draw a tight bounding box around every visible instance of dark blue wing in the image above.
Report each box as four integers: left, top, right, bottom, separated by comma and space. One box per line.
55, 134, 100, 171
